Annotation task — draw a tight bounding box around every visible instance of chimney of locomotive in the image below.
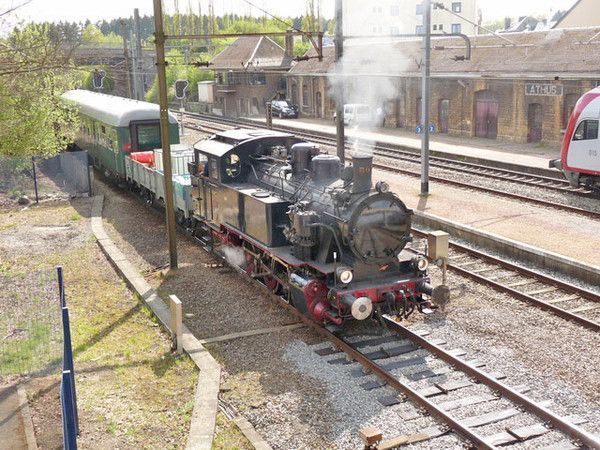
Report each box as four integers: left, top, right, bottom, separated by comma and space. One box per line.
351, 153, 373, 194
291, 143, 318, 178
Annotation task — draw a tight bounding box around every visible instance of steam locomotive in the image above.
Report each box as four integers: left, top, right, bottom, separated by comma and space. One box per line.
189, 128, 443, 326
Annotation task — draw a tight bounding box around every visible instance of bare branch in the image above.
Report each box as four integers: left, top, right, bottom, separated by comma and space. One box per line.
0, 0, 32, 18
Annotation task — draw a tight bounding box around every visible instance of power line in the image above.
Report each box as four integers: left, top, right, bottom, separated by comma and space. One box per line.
239, 0, 298, 31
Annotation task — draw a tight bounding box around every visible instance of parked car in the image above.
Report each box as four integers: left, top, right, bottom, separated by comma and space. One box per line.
271, 100, 298, 118
333, 104, 373, 126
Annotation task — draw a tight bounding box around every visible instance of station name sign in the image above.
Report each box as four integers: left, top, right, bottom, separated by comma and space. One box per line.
525, 83, 563, 96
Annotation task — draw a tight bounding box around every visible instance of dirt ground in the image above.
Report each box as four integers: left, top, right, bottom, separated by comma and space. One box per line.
0, 199, 199, 449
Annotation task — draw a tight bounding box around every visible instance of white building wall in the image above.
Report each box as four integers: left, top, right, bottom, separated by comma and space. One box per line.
342, 0, 479, 37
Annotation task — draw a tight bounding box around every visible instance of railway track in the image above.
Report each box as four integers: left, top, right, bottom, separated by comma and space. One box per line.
106, 173, 599, 449
279, 296, 600, 449
180, 111, 600, 220
411, 230, 600, 333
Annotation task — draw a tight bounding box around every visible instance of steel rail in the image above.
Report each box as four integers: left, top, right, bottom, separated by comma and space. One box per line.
271, 299, 494, 449
410, 229, 600, 331
384, 317, 600, 449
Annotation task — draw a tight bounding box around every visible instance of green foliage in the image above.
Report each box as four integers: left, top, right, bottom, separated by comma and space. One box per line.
81, 24, 122, 45
145, 50, 214, 103
0, 23, 80, 157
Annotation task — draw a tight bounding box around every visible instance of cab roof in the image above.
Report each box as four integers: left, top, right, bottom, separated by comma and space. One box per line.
62, 90, 178, 127
194, 128, 295, 157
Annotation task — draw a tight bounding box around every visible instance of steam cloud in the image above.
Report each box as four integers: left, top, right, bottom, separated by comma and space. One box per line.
328, 11, 413, 157
221, 245, 246, 268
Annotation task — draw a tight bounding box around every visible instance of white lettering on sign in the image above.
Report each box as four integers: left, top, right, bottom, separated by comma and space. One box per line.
525, 83, 564, 96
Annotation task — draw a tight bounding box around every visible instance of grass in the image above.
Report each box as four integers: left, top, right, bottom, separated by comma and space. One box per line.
0, 321, 53, 375
212, 413, 253, 450
1, 200, 199, 448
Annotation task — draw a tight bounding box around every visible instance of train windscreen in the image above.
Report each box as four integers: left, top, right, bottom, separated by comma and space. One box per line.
136, 123, 161, 151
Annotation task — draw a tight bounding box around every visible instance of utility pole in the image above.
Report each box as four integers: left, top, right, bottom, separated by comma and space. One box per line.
420, 0, 431, 196
130, 29, 138, 99
120, 19, 132, 98
134, 8, 145, 99
153, 0, 179, 269
334, 0, 345, 163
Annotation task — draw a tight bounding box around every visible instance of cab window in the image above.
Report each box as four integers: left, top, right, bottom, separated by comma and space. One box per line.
135, 124, 161, 151
573, 120, 599, 141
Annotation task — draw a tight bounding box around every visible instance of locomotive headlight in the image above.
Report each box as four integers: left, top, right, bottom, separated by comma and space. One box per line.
336, 267, 354, 284
375, 181, 390, 193
413, 256, 429, 272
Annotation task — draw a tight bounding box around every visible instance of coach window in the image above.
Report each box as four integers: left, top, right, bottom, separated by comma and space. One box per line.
136, 123, 161, 151
573, 120, 599, 141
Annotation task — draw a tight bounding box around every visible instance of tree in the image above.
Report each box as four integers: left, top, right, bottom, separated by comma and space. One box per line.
0, 22, 80, 157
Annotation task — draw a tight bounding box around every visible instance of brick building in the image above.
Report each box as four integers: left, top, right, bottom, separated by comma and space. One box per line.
287, 28, 600, 145
209, 36, 293, 117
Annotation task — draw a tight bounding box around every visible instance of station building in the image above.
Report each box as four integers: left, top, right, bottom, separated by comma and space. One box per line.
207, 35, 293, 117
286, 28, 600, 145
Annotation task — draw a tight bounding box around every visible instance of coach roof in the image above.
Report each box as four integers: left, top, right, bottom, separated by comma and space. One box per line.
62, 90, 178, 127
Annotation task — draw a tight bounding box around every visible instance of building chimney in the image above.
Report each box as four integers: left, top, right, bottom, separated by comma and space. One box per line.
285, 31, 294, 59
504, 17, 512, 30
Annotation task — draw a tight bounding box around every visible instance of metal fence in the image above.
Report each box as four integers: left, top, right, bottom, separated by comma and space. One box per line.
58, 267, 79, 449
0, 269, 63, 377
0, 151, 91, 205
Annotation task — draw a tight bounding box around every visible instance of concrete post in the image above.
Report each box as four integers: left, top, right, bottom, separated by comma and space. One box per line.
169, 295, 183, 354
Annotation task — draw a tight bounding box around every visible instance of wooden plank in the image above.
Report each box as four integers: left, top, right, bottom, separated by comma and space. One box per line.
434, 379, 472, 394
462, 408, 520, 428
407, 366, 453, 381
568, 304, 600, 314
457, 260, 479, 267
314, 346, 340, 356
507, 423, 549, 441
398, 408, 422, 421
524, 287, 558, 296
506, 279, 537, 287
378, 426, 448, 449
360, 379, 387, 391
472, 267, 497, 274
547, 294, 579, 304
417, 385, 443, 397
438, 394, 496, 412
199, 323, 304, 344
377, 395, 401, 407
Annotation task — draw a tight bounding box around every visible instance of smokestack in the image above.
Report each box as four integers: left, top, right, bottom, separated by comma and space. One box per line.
351, 153, 373, 194
504, 17, 511, 30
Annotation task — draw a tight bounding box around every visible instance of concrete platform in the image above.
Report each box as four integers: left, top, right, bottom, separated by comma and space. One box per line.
0, 384, 36, 450
247, 116, 559, 173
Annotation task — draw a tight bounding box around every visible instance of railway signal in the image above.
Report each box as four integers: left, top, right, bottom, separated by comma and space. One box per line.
92, 69, 106, 89
174, 79, 189, 100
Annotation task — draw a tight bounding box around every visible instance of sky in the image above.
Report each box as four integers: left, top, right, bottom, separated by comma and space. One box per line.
5, 0, 577, 25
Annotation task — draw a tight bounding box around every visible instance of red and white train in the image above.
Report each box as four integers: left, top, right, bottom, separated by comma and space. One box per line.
550, 87, 600, 192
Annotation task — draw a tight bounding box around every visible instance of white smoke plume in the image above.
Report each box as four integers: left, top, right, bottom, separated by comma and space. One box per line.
221, 245, 246, 268
328, 5, 414, 157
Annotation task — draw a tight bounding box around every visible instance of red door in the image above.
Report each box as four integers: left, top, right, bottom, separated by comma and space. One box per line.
475, 100, 498, 139
527, 103, 543, 143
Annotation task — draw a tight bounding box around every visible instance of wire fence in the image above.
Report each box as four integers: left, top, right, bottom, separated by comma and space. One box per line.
0, 151, 91, 206
0, 268, 63, 377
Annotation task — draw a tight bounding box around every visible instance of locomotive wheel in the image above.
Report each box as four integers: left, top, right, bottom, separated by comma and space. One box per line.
263, 275, 281, 294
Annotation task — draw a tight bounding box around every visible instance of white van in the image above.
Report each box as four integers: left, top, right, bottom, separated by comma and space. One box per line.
333, 104, 373, 126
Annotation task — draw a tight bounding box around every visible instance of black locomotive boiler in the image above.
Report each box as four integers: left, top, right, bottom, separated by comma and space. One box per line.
189, 128, 442, 326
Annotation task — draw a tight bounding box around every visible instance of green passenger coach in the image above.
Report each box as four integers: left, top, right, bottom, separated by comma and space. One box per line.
62, 90, 180, 177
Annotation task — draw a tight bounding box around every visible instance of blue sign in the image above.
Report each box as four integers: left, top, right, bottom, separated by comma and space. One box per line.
415, 124, 423, 134
429, 123, 436, 133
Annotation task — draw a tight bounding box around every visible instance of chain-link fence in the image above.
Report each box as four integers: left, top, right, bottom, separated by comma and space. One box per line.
0, 269, 63, 377
0, 151, 91, 207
